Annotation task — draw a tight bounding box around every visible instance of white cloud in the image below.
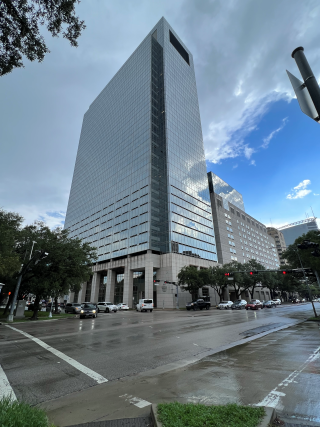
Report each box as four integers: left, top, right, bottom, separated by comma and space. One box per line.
286, 180, 312, 199
314, 193, 319, 196
261, 117, 288, 149
250, 160, 256, 166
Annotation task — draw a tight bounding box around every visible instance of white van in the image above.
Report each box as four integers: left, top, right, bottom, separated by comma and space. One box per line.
136, 299, 154, 312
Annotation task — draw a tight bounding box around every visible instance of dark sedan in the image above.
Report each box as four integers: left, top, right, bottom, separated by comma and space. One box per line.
246, 300, 264, 310
80, 303, 98, 319
263, 300, 276, 308
231, 300, 247, 310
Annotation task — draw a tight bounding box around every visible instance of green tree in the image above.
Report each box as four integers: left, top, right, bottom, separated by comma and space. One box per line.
282, 230, 320, 276
0, 0, 85, 76
206, 264, 229, 302
223, 261, 247, 300
0, 209, 23, 278
177, 265, 205, 300
242, 260, 266, 299
17, 222, 97, 319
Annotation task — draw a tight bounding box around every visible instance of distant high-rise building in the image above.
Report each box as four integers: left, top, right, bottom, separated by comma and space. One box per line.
207, 172, 280, 269
279, 217, 319, 246
266, 227, 287, 266
64, 18, 218, 308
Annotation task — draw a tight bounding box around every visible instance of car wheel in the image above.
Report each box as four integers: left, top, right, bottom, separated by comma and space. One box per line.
187, 308, 190, 311
206, 305, 209, 310
246, 308, 248, 310
150, 310, 153, 312
200, 307, 203, 310
105, 308, 109, 313
80, 315, 84, 319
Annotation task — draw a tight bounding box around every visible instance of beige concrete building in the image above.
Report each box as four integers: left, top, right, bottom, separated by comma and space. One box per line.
267, 227, 287, 266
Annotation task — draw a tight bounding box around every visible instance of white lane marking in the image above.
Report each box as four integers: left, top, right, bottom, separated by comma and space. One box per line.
193, 343, 198, 346
0, 364, 17, 401
255, 344, 320, 409
119, 393, 151, 408
6, 325, 108, 384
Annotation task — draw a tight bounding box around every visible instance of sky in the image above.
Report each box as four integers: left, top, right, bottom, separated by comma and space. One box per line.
1, 0, 320, 231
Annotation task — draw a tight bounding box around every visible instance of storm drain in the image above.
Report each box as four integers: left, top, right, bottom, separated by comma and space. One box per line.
67, 417, 152, 427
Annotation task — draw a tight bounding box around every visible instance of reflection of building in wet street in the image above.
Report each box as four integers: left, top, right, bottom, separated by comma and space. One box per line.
64, 18, 219, 308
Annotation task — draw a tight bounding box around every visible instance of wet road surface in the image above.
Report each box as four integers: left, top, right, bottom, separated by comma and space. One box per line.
0, 303, 319, 425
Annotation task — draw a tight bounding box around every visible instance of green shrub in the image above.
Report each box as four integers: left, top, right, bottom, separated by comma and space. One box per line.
157, 402, 265, 427
0, 395, 55, 427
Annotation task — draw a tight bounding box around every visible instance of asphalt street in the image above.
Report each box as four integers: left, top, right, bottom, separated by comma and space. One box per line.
0, 303, 319, 426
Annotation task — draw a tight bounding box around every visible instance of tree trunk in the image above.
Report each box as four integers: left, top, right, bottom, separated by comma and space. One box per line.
54, 297, 59, 314
249, 286, 255, 299
3, 293, 14, 316
30, 295, 40, 320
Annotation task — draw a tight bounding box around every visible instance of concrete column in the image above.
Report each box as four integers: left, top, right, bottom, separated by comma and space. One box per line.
105, 270, 116, 303
78, 282, 87, 303
90, 272, 101, 303
123, 262, 133, 308
145, 260, 154, 300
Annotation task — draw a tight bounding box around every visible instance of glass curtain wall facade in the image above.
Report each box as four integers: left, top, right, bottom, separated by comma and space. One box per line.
65, 17, 216, 262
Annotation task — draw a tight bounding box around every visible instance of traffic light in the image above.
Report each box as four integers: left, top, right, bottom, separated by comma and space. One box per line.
312, 249, 320, 257
153, 279, 160, 283
278, 270, 292, 275
297, 240, 319, 250
249, 271, 259, 275
224, 273, 234, 277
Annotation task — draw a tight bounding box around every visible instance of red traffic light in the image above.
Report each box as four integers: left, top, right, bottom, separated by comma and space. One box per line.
249, 272, 253, 275
282, 271, 287, 275
8, 292, 11, 295
225, 273, 230, 276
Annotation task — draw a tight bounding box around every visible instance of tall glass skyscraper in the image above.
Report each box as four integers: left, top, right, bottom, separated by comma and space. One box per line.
65, 18, 217, 307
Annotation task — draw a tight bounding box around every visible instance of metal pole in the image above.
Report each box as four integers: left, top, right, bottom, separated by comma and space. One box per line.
295, 248, 318, 317
292, 47, 320, 118
7, 272, 23, 322
29, 241, 37, 260
176, 284, 179, 310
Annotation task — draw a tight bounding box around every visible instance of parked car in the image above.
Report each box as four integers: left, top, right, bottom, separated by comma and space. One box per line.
231, 300, 247, 310
79, 303, 97, 319
136, 299, 154, 312
217, 300, 233, 310
246, 300, 264, 310
292, 298, 300, 303
186, 299, 211, 311
117, 303, 129, 310
301, 298, 306, 302
65, 303, 82, 314
97, 302, 118, 313
272, 299, 282, 305
263, 300, 276, 308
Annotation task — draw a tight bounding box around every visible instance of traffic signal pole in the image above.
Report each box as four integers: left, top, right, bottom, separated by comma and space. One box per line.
295, 248, 318, 317
292, 47, 320, 120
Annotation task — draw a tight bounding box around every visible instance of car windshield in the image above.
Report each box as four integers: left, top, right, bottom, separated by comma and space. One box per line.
144, 300, 152, 304
82, 304, 95, 309
233, 301, 241, 304
221, 301, 229, 304
106, 303, 113, 305
249, 301, 256, 304
73, 304, 81, 307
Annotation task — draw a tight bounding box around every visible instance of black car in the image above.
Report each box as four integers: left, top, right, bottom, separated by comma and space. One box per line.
186, 299, 210, 311
262, 300, 276, 308
80, 303, 98, 319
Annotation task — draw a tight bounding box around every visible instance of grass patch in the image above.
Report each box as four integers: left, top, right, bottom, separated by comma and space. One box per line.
0, 395, 55, 427
308, 316, 320, 322
157, 402, 265, 427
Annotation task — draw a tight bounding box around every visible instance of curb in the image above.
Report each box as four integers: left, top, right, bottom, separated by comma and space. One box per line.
151, 404, 275, 427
